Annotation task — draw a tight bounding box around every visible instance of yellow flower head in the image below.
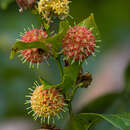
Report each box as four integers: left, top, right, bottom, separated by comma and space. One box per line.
38, 0, 70, 21
25, 81, 67, 124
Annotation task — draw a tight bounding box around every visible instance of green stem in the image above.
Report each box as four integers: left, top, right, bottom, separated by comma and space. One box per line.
71, 86, 78, 100
56, 56, 63, 80
67, 85, 79, 130
68, 101, 75, 130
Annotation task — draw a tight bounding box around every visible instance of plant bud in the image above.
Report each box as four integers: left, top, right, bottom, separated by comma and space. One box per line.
16, 0, 36, 12
76, 72, 92, 88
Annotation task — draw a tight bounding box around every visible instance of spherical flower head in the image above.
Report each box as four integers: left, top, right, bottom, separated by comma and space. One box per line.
19, 29, 50, 67
38, 0, 70, 21
62, 26, 96, 63
27, 84, 66, 123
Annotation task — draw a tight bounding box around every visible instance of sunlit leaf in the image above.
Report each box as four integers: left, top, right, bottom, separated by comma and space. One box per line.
79, 13, 101, 41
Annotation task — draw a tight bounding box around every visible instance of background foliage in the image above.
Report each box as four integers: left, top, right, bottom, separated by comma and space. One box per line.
0, 0, 130, 129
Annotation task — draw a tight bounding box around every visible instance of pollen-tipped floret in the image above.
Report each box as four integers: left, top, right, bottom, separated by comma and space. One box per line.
38, 0, 70, 21
62, 26, 96, 63
19, 29, 50, 67
27, 84, 66, 123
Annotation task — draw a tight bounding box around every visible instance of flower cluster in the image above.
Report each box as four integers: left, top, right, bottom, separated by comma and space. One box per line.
13, 0, 101, 127
26, 82, 66, 123
62, 26, 96, 63
38, 0, 70, 21
18, 29, 50, 68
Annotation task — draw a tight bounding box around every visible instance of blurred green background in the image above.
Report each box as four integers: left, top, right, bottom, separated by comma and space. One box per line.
0, 0, 130, 130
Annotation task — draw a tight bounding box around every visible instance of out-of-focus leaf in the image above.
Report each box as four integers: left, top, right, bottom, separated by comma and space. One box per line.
78, 13, 101, 41
74, 113, 130, 130
80, 64, 130, 114
91, 63, 130, 130
0, 0, 15, 10
80, 93, 120, 113
123, 63, 130, 93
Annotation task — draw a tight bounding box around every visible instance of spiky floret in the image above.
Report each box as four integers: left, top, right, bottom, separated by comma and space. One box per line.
38, 0, 70, 21
62, 26, 97, 64
18, 28, 50, 68
25, 82, 67, 124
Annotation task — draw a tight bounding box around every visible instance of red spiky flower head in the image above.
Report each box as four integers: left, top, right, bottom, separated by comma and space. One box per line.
25, 81, 67, 124
62, 26, 96, 64
19, 28, 50, 68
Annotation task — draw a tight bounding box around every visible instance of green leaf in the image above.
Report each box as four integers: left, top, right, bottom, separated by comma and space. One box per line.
39, 77, 54, 89
46, 20, 69, 51
44, 22, 50, 31
74, 113, 130, 130
59, 20, 70, 33
10, 40, 50, 59
78, 13, 101, 41
60, 62, 81, 94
